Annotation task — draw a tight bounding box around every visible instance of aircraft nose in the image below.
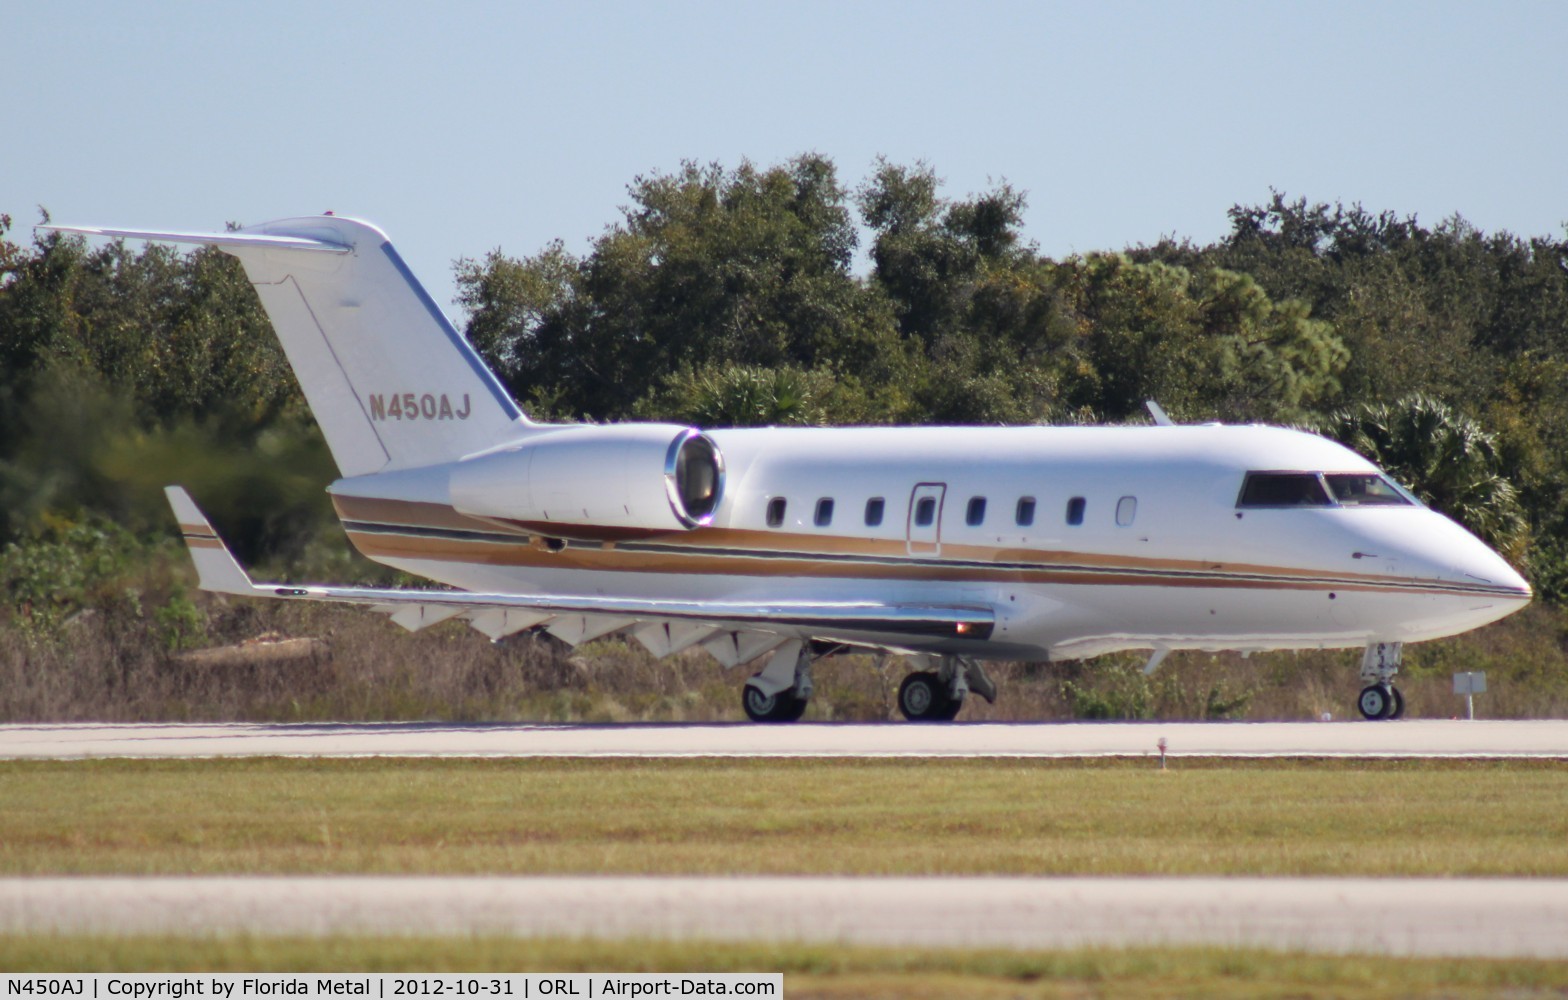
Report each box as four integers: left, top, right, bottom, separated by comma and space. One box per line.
1399, 511, 1532, 601
1454, 541, 1532, 598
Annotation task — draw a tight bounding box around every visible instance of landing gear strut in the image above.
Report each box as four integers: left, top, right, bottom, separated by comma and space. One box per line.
1358, 642, 1405, 721
897, 656, 997, 722
742, 640, 814, 723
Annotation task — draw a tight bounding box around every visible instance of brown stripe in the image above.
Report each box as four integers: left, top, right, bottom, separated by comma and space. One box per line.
336, 496, 1425, 589
342, 529, 1496, 599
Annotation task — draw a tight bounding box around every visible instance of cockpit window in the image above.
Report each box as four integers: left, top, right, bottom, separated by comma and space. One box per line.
1326, 474, 1415, 507
1239, 471, 1418, 509
1237, 472, 1332, 507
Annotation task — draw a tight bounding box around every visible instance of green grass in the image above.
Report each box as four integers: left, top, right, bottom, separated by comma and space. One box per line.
4, 757, 1568, 876
3, 935, 1568, 998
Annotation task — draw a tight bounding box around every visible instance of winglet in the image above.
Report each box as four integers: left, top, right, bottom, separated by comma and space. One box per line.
164, 486, 256, 595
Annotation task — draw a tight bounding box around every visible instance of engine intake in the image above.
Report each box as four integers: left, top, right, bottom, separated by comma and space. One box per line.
449, 424, 725, 533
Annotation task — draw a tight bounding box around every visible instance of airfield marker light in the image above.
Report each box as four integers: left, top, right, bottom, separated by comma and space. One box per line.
1157, 737, 1167, 770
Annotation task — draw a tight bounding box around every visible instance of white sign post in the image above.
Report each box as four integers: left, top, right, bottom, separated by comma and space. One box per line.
1453, 671, 1487, 720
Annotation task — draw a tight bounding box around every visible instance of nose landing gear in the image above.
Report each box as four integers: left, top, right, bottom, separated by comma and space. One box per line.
1357, 642, 1405, 720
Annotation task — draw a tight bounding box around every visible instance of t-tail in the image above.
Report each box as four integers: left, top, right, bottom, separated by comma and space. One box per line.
43, 216, 530, 476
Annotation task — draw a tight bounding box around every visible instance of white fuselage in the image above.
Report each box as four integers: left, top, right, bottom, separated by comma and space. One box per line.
327, 422, 1531, 661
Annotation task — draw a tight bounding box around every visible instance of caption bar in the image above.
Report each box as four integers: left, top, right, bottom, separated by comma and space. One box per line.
2, 976, 781, 999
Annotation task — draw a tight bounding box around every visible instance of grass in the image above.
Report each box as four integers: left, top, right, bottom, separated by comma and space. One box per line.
4, 936, 1568, 998
6, 593, 1568, 725
3, 757, 1568, 876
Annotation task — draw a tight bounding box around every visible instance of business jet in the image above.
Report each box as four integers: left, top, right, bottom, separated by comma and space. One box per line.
45, 216, 1533, 723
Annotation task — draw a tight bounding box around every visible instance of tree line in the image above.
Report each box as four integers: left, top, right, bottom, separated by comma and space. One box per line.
3, 155, 1566, 605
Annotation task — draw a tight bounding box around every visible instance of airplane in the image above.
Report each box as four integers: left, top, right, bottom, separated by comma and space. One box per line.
44, 216, 1533, 723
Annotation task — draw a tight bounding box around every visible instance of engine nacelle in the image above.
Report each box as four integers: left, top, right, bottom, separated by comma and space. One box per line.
448, 424, 725, 533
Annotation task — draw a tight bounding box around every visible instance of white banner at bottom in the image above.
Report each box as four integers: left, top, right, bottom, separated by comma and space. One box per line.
1, 975, 782, 999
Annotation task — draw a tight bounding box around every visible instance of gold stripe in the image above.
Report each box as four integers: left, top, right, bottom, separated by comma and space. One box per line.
342, 528, 1493, 599
336, 496, 1430, 590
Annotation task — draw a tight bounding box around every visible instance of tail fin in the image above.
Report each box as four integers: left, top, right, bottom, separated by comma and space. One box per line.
45, 217, 528, 477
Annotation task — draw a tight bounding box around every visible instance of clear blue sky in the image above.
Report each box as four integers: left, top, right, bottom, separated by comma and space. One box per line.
7, 1, 1566, 316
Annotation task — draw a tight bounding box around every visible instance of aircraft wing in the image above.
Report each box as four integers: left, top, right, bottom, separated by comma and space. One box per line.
166, 487, 993, 658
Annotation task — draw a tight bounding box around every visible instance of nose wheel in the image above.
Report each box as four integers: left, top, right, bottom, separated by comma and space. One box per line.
1357, 642, 1405, 721
1357, 682, 1405, 721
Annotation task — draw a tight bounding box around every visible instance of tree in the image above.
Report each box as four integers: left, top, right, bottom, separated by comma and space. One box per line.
1318, 395, 1528, 563
458, 156, 898, 422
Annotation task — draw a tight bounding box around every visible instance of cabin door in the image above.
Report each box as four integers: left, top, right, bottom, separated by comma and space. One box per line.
906, 483, 946, 556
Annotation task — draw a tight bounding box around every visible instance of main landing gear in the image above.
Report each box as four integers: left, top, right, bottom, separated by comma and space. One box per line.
742, 683, 808, 723
740, 646, 1000, 723
742, 639, 815, 723
1358, 642, 1405, 720
897, 655, 997, 722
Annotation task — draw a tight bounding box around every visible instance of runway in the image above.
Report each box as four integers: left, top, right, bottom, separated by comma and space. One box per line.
2, 719, 1567, 759
4, 875, 1567, 957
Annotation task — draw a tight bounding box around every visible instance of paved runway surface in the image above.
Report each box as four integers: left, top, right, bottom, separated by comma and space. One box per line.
5, 876, 1567, 957
2, 719, 1567, 759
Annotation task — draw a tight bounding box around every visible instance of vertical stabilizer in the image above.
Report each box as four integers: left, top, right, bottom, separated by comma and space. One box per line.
226, 216, 527, 476
45, 217, 529, 477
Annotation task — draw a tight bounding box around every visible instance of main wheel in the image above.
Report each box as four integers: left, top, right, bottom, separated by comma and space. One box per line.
1357, 683, 1395, 721
899, 671, 958, 722
934, 691, 965, 721
1387, 685, 1405, 720
742, 682, 805, 723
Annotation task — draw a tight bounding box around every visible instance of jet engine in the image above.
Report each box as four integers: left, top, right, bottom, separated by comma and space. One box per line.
448, 424, 725, 533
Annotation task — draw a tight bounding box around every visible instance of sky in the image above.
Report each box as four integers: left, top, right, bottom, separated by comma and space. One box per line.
7, 1, 1567, 317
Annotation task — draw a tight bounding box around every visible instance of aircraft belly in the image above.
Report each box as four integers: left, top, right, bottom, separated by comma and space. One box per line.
1026, 581, 1521, 659
366, 550, 1522, 659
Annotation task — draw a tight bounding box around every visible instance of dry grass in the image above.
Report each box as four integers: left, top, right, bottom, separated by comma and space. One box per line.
4, 935, 1568, 998
3, 587, 1568, 724
3, 757, 1567, 877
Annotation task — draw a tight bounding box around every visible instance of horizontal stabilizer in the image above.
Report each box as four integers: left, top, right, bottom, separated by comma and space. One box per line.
40, 224, 350, 255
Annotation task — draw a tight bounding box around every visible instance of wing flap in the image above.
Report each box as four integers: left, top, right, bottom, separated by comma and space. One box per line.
388, 604, 464, 633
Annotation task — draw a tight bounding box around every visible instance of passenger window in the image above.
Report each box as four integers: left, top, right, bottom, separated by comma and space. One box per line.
865, 497, 885, 527
1016, 497, 1036, 527
814, 497, 834, 527
1116, 496, 1137, 527
966, 496, 987, 526
1066, 496, 1086, 526
766, 497, 787, 527
914, 496, 936, 527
